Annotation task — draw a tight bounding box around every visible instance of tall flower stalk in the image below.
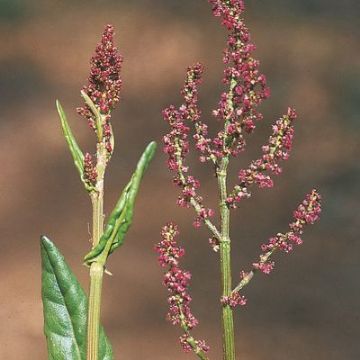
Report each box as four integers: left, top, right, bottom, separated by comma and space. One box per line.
42, 24, 156, 360
158, 1, 322, 360
77, 25, 123, 360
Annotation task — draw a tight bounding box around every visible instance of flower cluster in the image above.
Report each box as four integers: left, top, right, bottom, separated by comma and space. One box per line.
155, 223, 210, 355
181, 63, 215, 163
156, 223, 185, 268
83, 153, 97, 186
77, 24, 123, 156
253, 189, 322, 274
163, 1, 294, 215
209, 0, 270, 159
161, 0, 323, 355
221, 292, 247, 308
227, 107, 297, 208
163, 67, 215, 228
180, 335, 210, 354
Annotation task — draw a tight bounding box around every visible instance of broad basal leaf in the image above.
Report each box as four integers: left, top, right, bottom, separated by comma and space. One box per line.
41, 236, 113, 360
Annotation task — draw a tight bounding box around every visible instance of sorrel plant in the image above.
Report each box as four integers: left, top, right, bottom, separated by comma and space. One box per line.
157, 1, 322, 360
41, 25, 156, 360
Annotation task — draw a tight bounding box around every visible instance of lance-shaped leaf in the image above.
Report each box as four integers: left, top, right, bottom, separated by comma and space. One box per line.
56, 100, 94, 192
84, 141, 157, 266
80, 91, 103, 142
41, 236, 113, 360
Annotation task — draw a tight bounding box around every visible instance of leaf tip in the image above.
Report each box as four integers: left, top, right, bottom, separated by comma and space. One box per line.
148, 140, 157, 150
40, 235, 53, 248
146, 141, 157, 159
55, 99, 63, 112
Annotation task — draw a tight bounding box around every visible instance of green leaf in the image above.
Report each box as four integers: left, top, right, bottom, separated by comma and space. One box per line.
41, 236, 113, 360
80, 91, 103, 142
84, 141, 157, 265
56, 100, 94, 192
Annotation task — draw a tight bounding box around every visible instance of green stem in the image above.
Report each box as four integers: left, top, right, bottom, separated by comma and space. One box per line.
81, 90, 104, 142
91, 192, 104, 248
217, 157, 236, 360
186, 336, 209, 360
179, 309, 210, 360
87, 262, 104, 360
87, 145, 107, 360
232, 247, 277, 294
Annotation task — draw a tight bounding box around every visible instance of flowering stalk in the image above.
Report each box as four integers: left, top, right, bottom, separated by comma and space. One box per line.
76, 25, 123, 360
156, 224, 210, 360
217, 157, 235, 360
52, 24, 156, 360
232, 189, 322, 294
159, 1, 322, 359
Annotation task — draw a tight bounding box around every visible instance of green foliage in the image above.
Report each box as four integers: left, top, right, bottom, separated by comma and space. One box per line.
56, 100, 94, 192
41, 236, 113, 360
80, 91, 103, 142
84, 141, 157, 266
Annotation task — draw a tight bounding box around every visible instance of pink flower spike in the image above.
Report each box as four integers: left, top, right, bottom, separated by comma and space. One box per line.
253, 190, 322, 276
228, 109, 297, 207
77, 24, 123, 155
156, 224, 210, 355
208, 0, 270, 158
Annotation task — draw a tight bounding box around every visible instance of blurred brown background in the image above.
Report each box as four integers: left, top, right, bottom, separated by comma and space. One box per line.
0, 0, 359, 359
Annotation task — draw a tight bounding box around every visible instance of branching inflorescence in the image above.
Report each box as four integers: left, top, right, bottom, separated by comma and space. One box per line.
158, 1, 322, 359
